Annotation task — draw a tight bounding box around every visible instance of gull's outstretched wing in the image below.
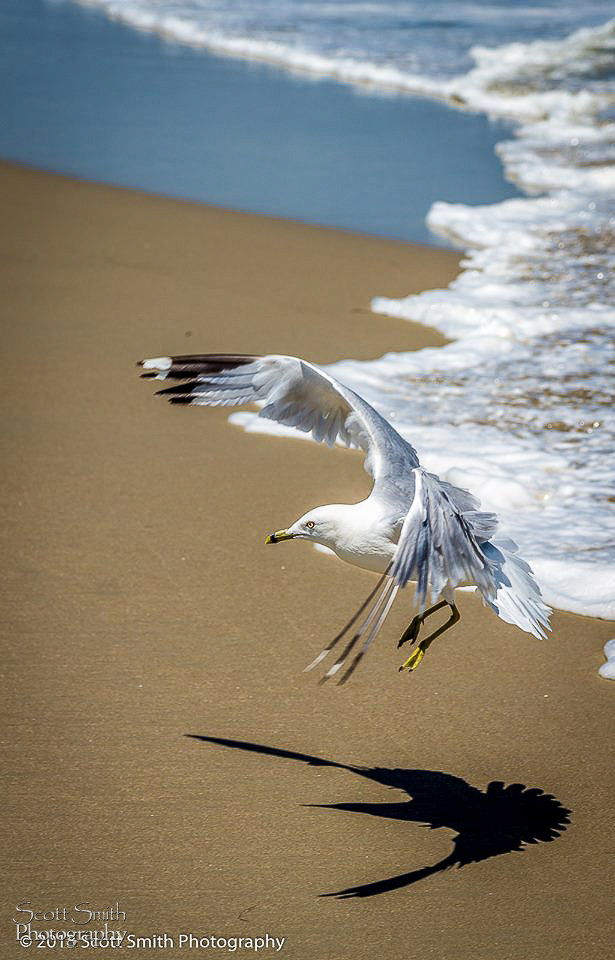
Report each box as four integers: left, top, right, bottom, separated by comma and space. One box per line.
138, 353, 420, 495
390, 467, 498, 609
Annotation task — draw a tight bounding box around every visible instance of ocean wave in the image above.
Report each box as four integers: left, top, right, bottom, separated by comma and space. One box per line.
73, 3, 615, 116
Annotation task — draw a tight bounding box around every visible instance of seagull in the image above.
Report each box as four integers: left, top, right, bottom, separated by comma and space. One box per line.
139, 353, 550, 682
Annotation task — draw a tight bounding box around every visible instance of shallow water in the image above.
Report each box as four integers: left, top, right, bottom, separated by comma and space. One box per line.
0, 0, 518, 245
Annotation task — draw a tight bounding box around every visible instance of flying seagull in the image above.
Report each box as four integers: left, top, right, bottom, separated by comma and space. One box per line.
138, 353, 550, 682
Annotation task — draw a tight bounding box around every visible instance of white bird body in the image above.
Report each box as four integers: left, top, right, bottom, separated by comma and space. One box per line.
139, 352, 551, 680
294, 501, 402, 575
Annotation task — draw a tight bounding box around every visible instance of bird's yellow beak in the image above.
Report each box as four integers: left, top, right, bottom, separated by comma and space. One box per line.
265, 529, 294, 544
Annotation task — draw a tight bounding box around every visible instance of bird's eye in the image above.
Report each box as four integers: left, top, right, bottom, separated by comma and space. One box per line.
306, 520, 315, 529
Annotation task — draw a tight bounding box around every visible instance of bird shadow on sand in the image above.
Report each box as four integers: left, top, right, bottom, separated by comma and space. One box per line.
187, 735, 571, 899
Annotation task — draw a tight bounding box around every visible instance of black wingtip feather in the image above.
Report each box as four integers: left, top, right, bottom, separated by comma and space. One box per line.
155, 380, 202, 396
158, 354, 259, 380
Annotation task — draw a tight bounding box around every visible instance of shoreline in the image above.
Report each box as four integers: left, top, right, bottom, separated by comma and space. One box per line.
2, 160, 614, 960
0, 157, 461, 256
0, 0, 520, 247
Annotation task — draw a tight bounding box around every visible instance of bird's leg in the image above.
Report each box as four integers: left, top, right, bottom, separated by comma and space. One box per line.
399, 603, 460, 673
397, 599, 449, 649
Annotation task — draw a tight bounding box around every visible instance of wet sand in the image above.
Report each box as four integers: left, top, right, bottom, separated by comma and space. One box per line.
1, 161, 614, 959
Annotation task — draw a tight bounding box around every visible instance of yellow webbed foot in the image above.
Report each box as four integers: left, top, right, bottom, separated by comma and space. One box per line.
399, 645, 425, 672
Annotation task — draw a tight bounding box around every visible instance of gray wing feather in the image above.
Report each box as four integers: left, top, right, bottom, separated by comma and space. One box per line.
482, 539, 551, 639
143, 353, 420, 487
391, 468, 497, 610
426, 473, 498, 542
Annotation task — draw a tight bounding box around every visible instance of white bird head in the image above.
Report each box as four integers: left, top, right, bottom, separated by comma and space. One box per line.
265, 504, 349, 549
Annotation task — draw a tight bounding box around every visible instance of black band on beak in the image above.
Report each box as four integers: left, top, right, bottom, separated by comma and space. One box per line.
265, 529, 292, 545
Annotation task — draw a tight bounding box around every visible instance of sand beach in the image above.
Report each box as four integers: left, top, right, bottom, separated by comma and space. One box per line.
1, 160, 614, 959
